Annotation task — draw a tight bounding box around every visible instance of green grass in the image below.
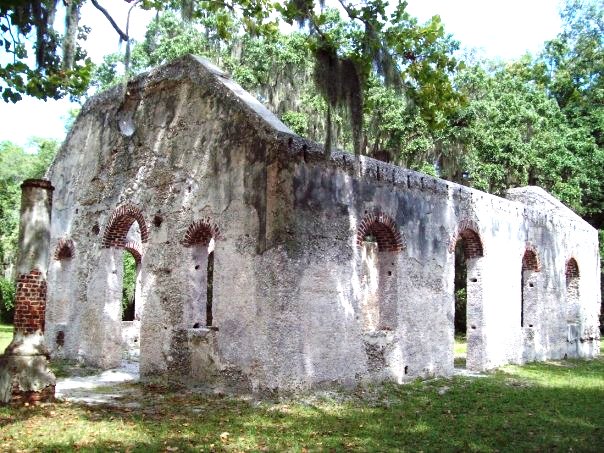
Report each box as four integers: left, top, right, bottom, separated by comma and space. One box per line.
454, 335, 467, 368
0, 323, 12, 353
0, 344, 602, 452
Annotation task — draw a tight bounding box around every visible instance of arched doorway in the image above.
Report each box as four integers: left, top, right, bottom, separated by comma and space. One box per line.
100, 204, 147, 363
449, 220, 484, 370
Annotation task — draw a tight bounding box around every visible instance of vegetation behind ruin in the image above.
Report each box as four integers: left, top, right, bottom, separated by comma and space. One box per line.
0, 0, 602, 323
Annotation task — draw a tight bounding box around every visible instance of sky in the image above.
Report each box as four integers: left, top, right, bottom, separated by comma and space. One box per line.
0, 0, 563, 150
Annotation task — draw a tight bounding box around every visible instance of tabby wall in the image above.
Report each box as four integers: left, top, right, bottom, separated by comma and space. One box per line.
261, 143, 600, 385
43, 56, 600, 392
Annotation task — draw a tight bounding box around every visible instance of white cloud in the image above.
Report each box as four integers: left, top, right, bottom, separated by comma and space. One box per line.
405, 0, 562, 60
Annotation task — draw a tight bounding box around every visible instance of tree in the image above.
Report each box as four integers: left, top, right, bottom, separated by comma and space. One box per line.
539, 0, 604, 226
0, 0, 277, 103
447, 60, 600, 213
278, 0, 462, 157
93, 5, 461, 171
0, 0, 93, 102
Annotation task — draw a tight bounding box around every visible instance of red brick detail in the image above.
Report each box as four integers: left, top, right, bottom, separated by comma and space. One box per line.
356, 212, 404, 252
53, 238, 75, 260
13, 269, 47, 334
101, 204, 148, 249
448, 219, 484, 258
565, 257, 579, 280
10, 382, 55, 405
522, 244, 541, 271
183, 218, 221, 247
124, 241, 142, 264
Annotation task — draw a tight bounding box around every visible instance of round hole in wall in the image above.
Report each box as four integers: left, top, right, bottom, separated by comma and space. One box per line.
153, 215, 163, 228
470, 278, 478, 283
388, 271, 392, 276
195, 265, 200, 270
529, 283, 534, 288
529, 324, 534, 328
471, 325, 476, 329
91, 224, 100, 235
193, 322, 200, 328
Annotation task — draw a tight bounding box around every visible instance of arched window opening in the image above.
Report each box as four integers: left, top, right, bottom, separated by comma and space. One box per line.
101, 204, 149, 249
102, 205, 145, 361
357, 213, 404, 332
184, 219, 220, 328
565, 258, 579, 282
521, 248, 541, 328
206, 249, 215, 326
454, 241, 467, 338
457, 229, 483, 259
565, 258, 580, 324
121, 250, 138, 321
449, 221, 484, 370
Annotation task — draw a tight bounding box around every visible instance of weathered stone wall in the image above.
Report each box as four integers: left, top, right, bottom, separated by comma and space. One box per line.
45, 56, 288, 376
257, 144, 600, 386
44, 55, 600, 392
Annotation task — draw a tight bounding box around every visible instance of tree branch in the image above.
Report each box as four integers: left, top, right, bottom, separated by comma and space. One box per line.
90, 0, 128, 41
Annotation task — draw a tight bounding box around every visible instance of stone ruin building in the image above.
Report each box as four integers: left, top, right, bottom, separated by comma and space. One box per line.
32, 55, 600, 392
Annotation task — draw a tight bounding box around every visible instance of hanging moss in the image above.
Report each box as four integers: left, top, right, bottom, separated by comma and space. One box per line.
62, 0, 81, 70
313, 45, 363, 156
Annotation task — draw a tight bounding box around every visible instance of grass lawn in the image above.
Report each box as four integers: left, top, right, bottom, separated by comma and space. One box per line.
0, 344, 603, 452
0, 323, 12, 353
454, 335, 467, 368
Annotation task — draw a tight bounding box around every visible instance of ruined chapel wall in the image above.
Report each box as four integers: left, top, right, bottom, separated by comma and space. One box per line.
256, 141, 599, 385
45, 62, 277, 372
42, 55, 599, 391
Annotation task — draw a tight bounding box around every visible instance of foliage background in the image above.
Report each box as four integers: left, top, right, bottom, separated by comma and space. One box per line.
0, 0, 602, 326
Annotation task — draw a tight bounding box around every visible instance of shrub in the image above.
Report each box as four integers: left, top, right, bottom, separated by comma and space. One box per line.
0, 277, 15, 323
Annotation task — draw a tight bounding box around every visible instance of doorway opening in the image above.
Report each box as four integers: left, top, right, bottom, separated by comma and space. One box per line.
101, 204, 147, 364
451, 224, 484, 370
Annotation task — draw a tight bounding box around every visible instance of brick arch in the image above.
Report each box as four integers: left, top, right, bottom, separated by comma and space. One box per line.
54, 238, 75, 260
183, 218, 221, 247
448, 219, 484, 258
124, 241, 142, 264
522, 244, 541, 272
101, 204, 149, 249
565, 257, 579, 280
356, 212, 404, 252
